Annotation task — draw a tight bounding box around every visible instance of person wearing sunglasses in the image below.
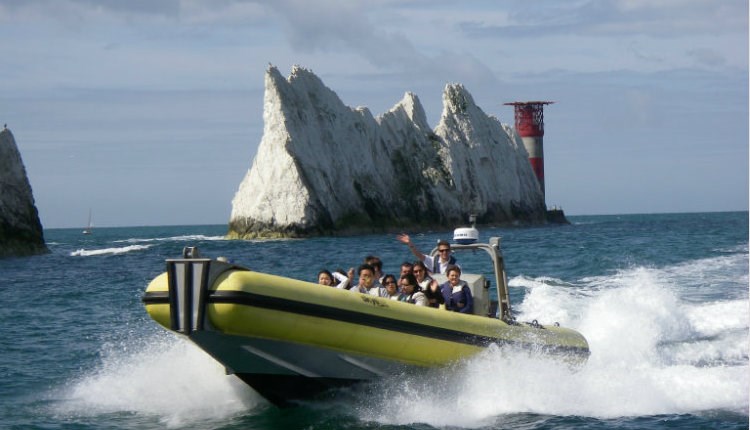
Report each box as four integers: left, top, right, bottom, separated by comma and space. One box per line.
413, 260, 444, 308
382, 274, 400, 300
396, 233, 459, 275
398, 273, 427, 306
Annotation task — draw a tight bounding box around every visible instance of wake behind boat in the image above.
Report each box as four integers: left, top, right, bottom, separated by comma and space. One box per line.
141, 225, 590, 406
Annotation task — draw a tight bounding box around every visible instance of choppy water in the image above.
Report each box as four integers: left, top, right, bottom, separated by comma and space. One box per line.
1, 212, 748, 429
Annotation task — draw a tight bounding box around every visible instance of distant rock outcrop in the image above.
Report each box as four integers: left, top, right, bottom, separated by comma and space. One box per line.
0, 128, 48, 257
228, 66, 545, 239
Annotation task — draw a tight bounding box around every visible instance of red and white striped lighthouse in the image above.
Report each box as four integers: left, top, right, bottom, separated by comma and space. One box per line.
504, 101, 554, 197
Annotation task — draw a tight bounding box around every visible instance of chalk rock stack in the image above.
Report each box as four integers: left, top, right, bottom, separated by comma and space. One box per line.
228, 66, 545, 238
0, 128, 48, 257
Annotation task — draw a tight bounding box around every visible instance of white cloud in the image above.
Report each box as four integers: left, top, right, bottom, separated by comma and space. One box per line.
0, 0, 746, 227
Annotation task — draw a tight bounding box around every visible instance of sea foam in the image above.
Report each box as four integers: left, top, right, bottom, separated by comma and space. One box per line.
359, 253, 749, 426
70, 245, 152, 257
55, 332, 265, 428
55, 252, 749, 427
114, 235, 227, 244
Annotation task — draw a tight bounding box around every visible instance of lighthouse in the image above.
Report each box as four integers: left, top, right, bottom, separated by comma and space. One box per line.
505, 101, 568, 224
504, 101, 554, 196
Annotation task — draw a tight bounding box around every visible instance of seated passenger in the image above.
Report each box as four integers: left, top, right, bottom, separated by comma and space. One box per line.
317, 269, 334, 286
440, 265, 473, 313
364, 255, 385, 284
413, 260, 435, 290
349, 264, 387, 297
398, 261, 414, 287
397, 234, 459, 274
412, 261, 445, 308
414, 260, 444, 308
318, 269, 350, 289
398, 273, 427, 306
382, 274, 400, 300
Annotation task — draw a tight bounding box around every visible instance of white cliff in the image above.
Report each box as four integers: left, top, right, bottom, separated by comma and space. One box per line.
229, 66, 545, 238
434, 84, 543, 220
0, 128, 48, 257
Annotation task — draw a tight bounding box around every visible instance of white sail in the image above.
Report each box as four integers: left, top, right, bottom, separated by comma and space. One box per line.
82, 209, 93, 234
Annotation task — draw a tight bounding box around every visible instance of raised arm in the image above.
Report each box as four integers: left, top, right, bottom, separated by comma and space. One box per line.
396, 233, 426, 261
333, 271, 350, 290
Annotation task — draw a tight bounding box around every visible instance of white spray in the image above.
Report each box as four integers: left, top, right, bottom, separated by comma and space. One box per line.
55, 332, 266, 428
360, 254, 749, 427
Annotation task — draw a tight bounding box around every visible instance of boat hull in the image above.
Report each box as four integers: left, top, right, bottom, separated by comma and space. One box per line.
186, 330, 418, 405
143, 262, 589, 406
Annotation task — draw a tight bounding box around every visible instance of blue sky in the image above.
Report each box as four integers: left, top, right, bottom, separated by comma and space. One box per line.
0, 0, 747, 228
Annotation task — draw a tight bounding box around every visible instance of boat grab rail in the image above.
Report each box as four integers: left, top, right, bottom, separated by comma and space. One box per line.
429, 237, 512, 321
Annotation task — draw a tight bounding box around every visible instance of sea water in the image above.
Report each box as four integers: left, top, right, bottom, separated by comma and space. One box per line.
0, 212, 747, 429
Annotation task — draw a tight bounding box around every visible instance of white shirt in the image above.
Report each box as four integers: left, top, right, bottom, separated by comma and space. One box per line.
423, 255, 460, 274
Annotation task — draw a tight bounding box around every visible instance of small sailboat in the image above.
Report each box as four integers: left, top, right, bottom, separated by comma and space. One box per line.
82, 210, 93, 235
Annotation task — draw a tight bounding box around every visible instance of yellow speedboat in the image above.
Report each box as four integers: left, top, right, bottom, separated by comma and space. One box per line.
142, 227, 589, 406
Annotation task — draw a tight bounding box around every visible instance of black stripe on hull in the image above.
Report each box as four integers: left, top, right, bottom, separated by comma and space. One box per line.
143, 290, 589, 357
212, 290, 501, 348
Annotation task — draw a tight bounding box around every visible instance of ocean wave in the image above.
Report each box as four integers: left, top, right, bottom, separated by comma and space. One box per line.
70, 245, 152, 257
55, 332, 264, 427
509, 274, 581, 290
574, 250, 749, 297
359, 343, 748, 425
511, 259, 748, 401
685, 299, 749, 330
114, 235, 227, 244
359, 264, 749, 425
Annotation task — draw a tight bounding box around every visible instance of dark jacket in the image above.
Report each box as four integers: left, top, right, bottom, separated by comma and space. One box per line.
440, 282, 473, 313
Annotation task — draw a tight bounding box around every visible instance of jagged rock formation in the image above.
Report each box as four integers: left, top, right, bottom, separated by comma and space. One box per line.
0, 128, 48, 257
228, 66, 546, 238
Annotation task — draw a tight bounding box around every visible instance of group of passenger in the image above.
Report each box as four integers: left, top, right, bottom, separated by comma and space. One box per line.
315, 233, 473, 313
